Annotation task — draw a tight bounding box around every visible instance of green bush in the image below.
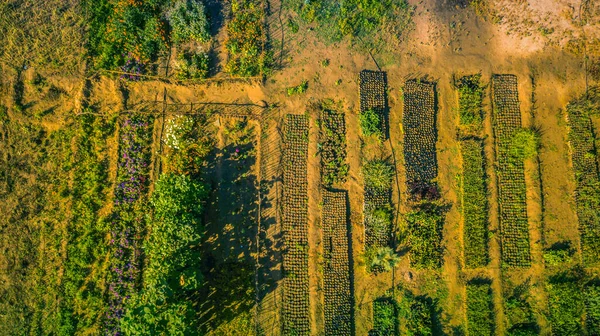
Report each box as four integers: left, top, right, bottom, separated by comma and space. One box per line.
364, 246, 400, 273
287, 80, 309, 96
362, 159, 394, 192
466, 281, 494, 336
359, 108, 382, 137
168, 0, 210, 44
542, 242, 575, 266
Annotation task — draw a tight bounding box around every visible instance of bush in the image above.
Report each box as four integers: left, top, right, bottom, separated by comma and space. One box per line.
585, 282, 600, 334
364, 246, 400, 273
287, 80, 309, 96
362, 159, 394, 192
168, 0, 210, 44
543, 241, 575, 266
359, 108, 382, 137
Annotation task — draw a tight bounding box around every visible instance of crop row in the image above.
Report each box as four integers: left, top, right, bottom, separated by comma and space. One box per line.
466, 281, 494, 336
322, 190, 353, 335
403, 80, 439, 201
460, 140, 489, 268
565, 95, 600, 264
359, 70, 388, 138
282, 114, 310, 335
491, 74, 531, 267
106, 114, 154, 334
319, 107, 349, 187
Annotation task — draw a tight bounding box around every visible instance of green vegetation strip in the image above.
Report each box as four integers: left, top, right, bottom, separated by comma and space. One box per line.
466, 281, 494, 336
547, 272, 584, 335
282, 114, 310, 335
565, 90, 600, 264
460, 140, 489, 268
457, 74, 485, 129
363, 159, 394, 252
322, 190, 353, 335
406, 204, 444, 269
319, 103, 348, 187
371, 298, 398, 335
491, 74, 531, 267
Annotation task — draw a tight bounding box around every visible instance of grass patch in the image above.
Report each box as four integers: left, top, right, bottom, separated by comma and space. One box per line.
547, 270, 584, 335
287, 80, 308, 96
362, 159, 394, 192
457, 74, 485, 129
360, 108, 383, 138
405, 204, 445, 269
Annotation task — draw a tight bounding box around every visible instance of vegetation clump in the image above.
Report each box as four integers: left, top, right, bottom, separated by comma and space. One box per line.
359, 108, 383, 138
167, 0, 210, 44
457, 74, 485, 129
287, 80, 309, 96
362, 159, 394, 192
405, 204, 444, 269
466, 280, 495, 336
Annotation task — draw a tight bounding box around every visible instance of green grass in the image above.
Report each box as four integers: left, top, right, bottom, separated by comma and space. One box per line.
585, 282, 600, 334
360, 108, 383, 138
466, 281, 494, 336
461, 140, 489, 268
372, 297, 398, 335
362, 159, 394, 192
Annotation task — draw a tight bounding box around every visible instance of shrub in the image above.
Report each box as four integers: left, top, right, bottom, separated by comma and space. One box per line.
168, 0, 211, 44
287, 80, 309, 96
362, 159, 394, 192
543, 241, 575, 266
585, 282, 600, 334
359, 108, 382, 137
364, 246, 400, 273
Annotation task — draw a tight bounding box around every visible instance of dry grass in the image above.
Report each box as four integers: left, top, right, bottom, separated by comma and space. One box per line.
0, 0, 86, 76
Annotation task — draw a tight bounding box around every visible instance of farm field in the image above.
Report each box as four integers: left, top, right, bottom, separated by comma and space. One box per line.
1, 0, 600, 335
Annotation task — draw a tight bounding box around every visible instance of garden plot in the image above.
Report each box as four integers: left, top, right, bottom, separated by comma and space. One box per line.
466, 281, 495, 336
460, 140, 489, 268
106, 114, 154, 334
359, 70, 389, 138
403, 80, 439, 200
282, 114, 310, 335
491, 74, 531, 267
363, 162, 394, 250
565, 94, 600, 264
322, 190, 353, 336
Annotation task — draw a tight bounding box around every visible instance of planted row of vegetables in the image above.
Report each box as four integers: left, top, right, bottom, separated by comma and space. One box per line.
491, 74, 531, 267
359, 70, 388, 138
105, 114, 154, 335
546, 270, 600, 335
282, 114, 310, 335
322, 190, 353, 335
565, 91, 600, 264
460, 139, 489, 268
318, 103, 349, 187
466, 280, 495, 336
403, 80, 439, 201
